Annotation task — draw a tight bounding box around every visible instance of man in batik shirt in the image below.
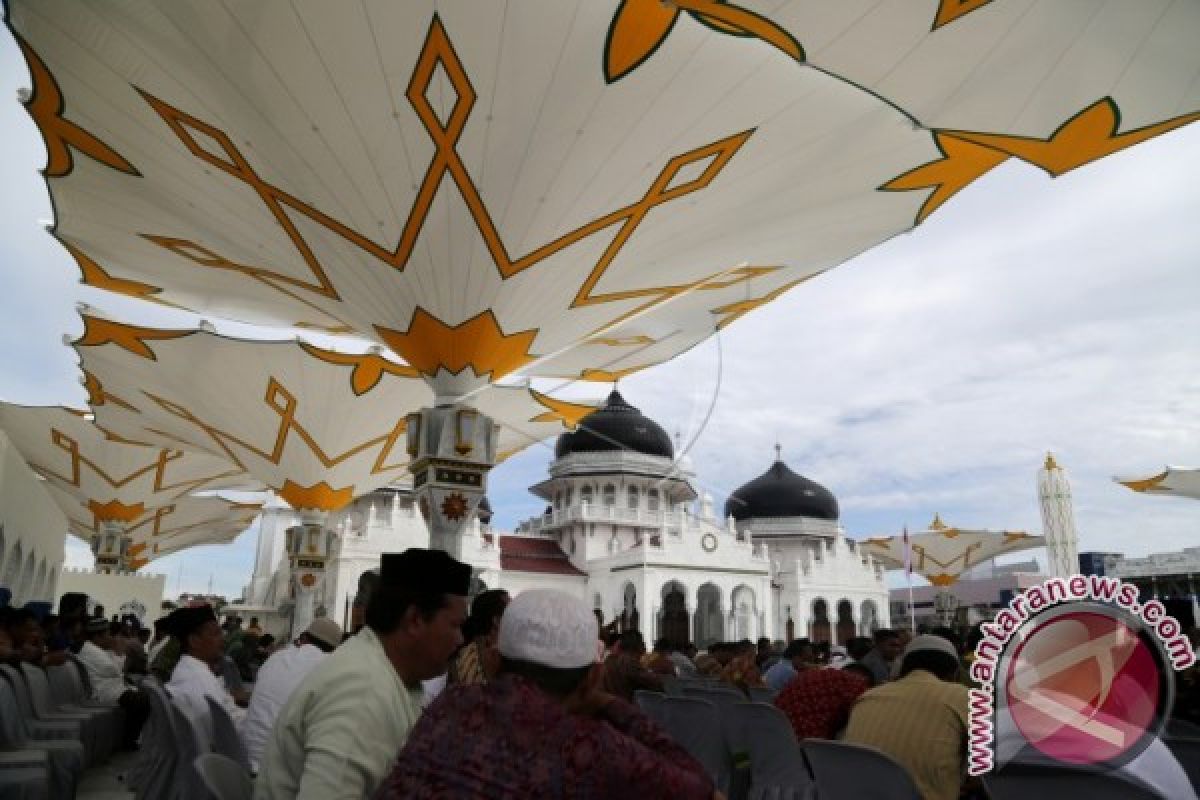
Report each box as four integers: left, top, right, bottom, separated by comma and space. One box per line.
378, 590, 721, 800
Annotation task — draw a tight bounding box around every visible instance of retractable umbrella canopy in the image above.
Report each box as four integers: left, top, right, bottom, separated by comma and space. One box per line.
0, 401, 258, 523
862, 513, 1044, 586
73, 313, 594, 512
9, 1, 1198, 397
1115, 467, 1200, 501
44, 481, 260, 569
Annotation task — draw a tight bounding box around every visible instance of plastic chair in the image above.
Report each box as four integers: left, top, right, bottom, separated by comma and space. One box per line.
135, 681, 180, 800
1165, 736, 1200, 793
194, 753, 253, 800
633, 689, 667, 716
20, 661, 114, 762
662, 676, 684, 696
682, 684, 747, 708
747, 687, 777, 704
724, 702, 813, 800
0, 675, 82, 799
983, 762, 1164, 800
802, 739, 921, 800
0, 765, 49, 800
206, 695, 251, 772
171, 700, 213, 800
657, 696, 731, 792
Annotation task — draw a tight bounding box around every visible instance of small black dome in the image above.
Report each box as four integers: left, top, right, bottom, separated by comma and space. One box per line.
725, 459, 839, 521
554, 390, 674, 460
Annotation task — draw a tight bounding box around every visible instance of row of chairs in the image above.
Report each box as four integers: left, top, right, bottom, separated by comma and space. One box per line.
635, 687, 919, 800
639, 685, 1200, 799
132, 679, 254, 800
662, 674, 778, 704
0, 657, 123, 798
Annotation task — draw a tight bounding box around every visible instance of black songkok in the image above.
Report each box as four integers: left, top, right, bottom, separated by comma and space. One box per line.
379, 549, 471, 596
168, 605, 217, 641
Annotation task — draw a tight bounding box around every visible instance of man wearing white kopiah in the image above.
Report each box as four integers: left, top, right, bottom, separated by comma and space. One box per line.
255, 548, 470, 800
239, 617, 343, 774
376, 589, 722, 799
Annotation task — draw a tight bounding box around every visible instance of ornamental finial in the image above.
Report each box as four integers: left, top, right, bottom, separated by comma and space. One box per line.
1044, 452, 1059, 470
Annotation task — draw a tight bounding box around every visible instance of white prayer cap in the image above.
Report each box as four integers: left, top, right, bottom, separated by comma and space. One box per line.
903, 634, 959, 660
499, 589, 599, 669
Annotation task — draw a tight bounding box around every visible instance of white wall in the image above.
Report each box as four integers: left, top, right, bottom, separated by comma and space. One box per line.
57, 568, 167, 625
0, 430, 68, 605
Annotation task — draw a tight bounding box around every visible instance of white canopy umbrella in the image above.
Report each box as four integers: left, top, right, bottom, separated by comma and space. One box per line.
72, 312, 594, 514
1115, 467, 1200, 501
862, 513, 1045, 587
6, 0, 1198, 398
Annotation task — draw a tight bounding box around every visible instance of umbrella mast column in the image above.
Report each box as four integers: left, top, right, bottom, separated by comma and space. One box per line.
91, 520, 131, 573
285, 510, 334, 638
406, 404, 498, 560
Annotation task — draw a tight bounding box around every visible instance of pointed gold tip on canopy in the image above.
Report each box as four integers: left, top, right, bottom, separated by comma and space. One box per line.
1044, 452, 1059, 470
929, 512, 947, 530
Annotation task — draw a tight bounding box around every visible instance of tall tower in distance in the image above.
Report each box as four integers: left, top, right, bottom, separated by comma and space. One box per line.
1038, 452, 1080, 578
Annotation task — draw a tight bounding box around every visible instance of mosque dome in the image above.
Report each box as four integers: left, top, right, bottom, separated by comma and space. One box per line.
554, 389, 674, 460
724, 457, 839, 521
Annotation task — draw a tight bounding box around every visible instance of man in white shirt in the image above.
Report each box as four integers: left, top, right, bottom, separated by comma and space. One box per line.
240, 617, 342, 773
255, 549, 471, 800
74, 617, 150, 749
165, 605, 246, 741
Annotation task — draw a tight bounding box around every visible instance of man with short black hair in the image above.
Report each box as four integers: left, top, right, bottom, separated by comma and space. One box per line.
859, 628, 903, 684
377, 589, 721, 799
602, 629, 663, 700
843, 634, 968, 800
240, 617, 343, 773
256, 548, 470, 799
165, 605, 245, 739
763, 639, 814, 692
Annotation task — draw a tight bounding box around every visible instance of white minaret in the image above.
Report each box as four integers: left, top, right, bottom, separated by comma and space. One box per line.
1038, 452, 1079, 578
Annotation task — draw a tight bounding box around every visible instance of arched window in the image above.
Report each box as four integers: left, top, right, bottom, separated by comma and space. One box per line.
581, 486, 594, 505
627, 486, 639, 509
603, 484, 616, 507
647, 488, 660, 511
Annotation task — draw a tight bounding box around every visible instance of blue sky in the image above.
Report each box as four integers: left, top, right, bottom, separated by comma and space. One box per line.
2, 16, 1198, 599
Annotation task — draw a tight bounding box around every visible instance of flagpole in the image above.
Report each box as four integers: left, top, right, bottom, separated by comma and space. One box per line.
904, 524, 916, 633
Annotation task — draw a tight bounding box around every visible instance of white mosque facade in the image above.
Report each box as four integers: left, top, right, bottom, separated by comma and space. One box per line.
237, 391, 889, 644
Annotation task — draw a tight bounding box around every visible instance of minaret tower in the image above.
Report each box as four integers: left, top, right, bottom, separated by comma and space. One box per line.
1038, 452, 1079, 578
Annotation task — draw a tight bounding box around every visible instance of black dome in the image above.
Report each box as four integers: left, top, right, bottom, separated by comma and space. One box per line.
724, 459, 839, 521
555, 390, 674, 460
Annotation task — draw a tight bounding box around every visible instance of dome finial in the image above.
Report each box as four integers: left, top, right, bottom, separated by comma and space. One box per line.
774, 441, 782, 462
1044, 451, 1059, 470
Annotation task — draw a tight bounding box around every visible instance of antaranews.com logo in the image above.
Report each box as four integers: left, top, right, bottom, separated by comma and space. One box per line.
967, 574, 1196, 775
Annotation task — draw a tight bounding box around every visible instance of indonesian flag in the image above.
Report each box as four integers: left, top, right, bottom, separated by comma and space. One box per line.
903, 525, 912, 577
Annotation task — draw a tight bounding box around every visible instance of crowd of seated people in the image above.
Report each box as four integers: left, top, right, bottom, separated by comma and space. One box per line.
4, 571, 1199, 800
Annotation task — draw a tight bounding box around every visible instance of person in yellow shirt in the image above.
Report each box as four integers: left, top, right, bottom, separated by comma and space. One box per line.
842, 634, 969, 800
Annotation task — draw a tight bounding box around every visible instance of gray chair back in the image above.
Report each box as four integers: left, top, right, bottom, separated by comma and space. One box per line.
45, 664, 78, 707
657, 696, 731, 792
170, 701, 213, 800
662, 676, 684, 696
725, 702, 813, 800
205, 696, 251, 773
983, 762, 1164, 800
682, 684, 746, 708
0, 676, 32, 746
633, 689, 667, 716
194, 753, 253, 800
747, 687, 777, 704
802, 739, 920, 800
135, 681, 180, 800
0, 765, 50, 800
